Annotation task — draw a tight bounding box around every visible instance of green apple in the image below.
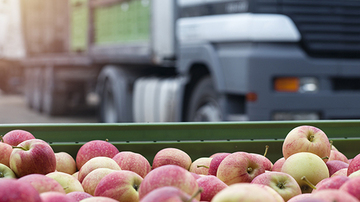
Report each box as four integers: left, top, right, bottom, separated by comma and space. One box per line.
46, 171, 84, 193
0, 163, 16, 178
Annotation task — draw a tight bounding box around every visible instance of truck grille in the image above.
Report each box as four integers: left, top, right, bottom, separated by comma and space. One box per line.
280, 0, 360, 58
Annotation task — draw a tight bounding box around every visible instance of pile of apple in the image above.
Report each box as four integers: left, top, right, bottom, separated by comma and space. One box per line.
1, 125, 360, 202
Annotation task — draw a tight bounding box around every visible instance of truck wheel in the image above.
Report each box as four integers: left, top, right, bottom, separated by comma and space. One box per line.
100, 79, 119, 123
32, 67, 44, 112
186, 75, 222, 122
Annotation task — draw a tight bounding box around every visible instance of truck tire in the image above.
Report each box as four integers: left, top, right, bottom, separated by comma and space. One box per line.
186, 75, 222, 122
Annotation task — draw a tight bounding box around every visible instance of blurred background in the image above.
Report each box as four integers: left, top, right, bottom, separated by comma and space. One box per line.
1, 0, 360, 124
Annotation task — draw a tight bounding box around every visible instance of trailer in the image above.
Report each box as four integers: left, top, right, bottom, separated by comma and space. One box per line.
15, 0, 360, 122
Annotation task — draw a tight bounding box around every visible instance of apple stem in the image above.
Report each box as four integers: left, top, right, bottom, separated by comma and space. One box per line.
0, 172, 4, 178
309, 135, 315, 142
330, 140, 333, 147
197, 165, 209, 169
301, 176, 317, 190
105, 139, 109, 142
12, 146, 28, 151
187, 187, 203, 202
0, 135, 3, 143
264, 145, 269, 157
322, 156, 329, 160
247, 167, 253, 174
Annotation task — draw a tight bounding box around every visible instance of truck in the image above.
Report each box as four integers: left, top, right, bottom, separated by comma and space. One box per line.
5, 0, 360, 122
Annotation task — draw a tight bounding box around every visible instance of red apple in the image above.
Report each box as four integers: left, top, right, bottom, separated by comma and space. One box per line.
272, 157, 285, 172
112, 151, 151, 178
196, 175, 227, 201
82, 168, 117, 196
55, 152, 77, 175
326, 160, 349, 176
189, 157, 212, 175
152, 148, 192, 170
208, 153, 230, 176
10, 139, 56, 177
40, 191, 77, 202
2, 129, 35, 146
138, 164, 199, 200
251, 171, 301, 201
347, 153, 360, 176
331, 168, 348, 177
139, 186, 200, 202
67, 191, 93, 202
78, 156, 121, 183
312, 189, 359, 202
250, 152, 273, 171
287, 193, 314, 202
18, 173, 66, 194
0, 178, 42, 202
94, 170, 143, 202
79, 196, 119, 202
339, 176, 360, 200
0, 141, 12, 167
75, 140, 119, 170
282, 125, 331, 162
312, 175, 349, 193
328, 150, 349, 163
216, 152, 265, 185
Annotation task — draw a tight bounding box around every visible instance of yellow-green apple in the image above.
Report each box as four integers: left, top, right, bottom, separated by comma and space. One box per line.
82, 168, 117, 195
18, 174, 66, 194
326, 160, 348, 176
196, 175, 227, 201
73, 171, 79, 180
347, 153, 360, 176
251, 171, 302, 201
312, 189, 359, 202
0, 163, 16, 178
67, 191, 93, 202
79, 196, 119, 202
40, 191, 77, 202
216, 152, 265, 185
0, 141, 12, 167
281, 152, 329, 193
328, 150, 349, 163
94, 170, 143, 202
78, 156, 121, 183
0, 178, 42, 202
138, 164, 200, 200
208, 153, 230, 176
312, 175, 349, 193
139, 186, 200, 202
46, 171, 84, 193
211, 183, 284, 202
189, 157, 212, 175
55, 152, 77, 175
112, 151, 151, 178
10, 139, 56, 177
272, 157, 286, 172
75, 140, 119, 170
152, 148, 192, 170
339, 176, 360, 200
331, 168, 348, 177
282, 125, 331, 162
2, 129, 35, 146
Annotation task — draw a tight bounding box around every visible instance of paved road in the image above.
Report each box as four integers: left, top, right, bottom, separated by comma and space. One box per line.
0, 93, 97, 124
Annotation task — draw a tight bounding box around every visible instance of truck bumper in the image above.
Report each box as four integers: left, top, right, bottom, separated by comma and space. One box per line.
243, 43, 360, 121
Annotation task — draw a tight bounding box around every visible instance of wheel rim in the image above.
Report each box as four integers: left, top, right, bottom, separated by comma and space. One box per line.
193, 100, 222, 122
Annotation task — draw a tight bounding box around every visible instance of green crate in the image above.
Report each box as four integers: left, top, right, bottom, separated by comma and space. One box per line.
69, 0, 89, 52
1, 121, 360, 164
93, 0, 151, 45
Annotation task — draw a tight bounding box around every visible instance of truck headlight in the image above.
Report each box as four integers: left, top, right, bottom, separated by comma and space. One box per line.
274, 77, 318, 93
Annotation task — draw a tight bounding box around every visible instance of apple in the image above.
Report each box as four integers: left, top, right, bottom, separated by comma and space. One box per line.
331, 168, 348, 177
75, 140, 119, 170
312, 189, 359, 202
328, 150, 349, 163
0, 163, 16, 178
40, 191, 77, 202
10, 138, 56, 177
0, 178, 42, 202
17, 173, 66, 194
251, 171, 302, 201
287, 193, 314, 202
349, 169, 360, 178
281, 152, 329, 193
189, 157, 212, 175
138, 164, 199, 200
73, 171, 79, 180
208, 153, 230, 176
55, 152, 77, 175
67, 191, 93, 202
0, 141, 12, 167
2, 129, 35, 146
196, 175, 227, 201
46, 171, 84, 193
211, 183, 284, 202
94, 170, 143, 202
282, 125, 331, 162
326, 160, 349, 176
79, 196, 119, 202
78, 156, 121, 183
216, 152, 265, 185
272, 157, 286, 172
312, 175, 349, 193
82, 168, 117, 196
251, 152, 273, 171
139, 186, 200, 202
112, 151, 151, 178
339, 176, 360, 200
152, 147, 192, 170
347, 153, 360, 176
